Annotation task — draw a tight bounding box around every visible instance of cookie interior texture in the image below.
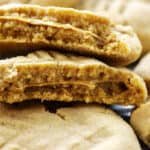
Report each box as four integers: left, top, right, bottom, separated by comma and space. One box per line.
0, 102, 141, 150
131, 102, 150, 148
0, 50, 147, 105
134, 52, 150, 95
0, 4, 142, 66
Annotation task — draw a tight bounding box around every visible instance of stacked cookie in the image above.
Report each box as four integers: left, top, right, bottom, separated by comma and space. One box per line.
0, 4, 142, 66
1, 0, 150, 54
0, 4, 147, 149
0, 4, 147, 105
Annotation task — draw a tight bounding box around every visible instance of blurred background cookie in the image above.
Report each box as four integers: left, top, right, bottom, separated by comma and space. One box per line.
79, 0, 150, 55
131, 102, 150, 148
134, 52, 150, 95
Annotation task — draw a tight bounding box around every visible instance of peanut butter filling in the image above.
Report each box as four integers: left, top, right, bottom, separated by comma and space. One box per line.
0, 81, 137, 105
0, 4, 110, 36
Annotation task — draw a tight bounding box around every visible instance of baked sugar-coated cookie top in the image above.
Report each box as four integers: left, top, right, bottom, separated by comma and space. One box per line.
0, 102, 141, 150
131, 101, 150, 148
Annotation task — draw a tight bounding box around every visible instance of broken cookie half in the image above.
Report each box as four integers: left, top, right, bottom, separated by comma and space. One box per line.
0, 4, 142, 66
0, 50, 147, 105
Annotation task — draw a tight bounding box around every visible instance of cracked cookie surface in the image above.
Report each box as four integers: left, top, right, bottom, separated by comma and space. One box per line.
0, 102, 141, 150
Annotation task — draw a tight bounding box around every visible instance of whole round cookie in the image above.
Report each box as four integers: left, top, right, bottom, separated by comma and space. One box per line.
131, 102, 150, 148
0, 102, 141, 150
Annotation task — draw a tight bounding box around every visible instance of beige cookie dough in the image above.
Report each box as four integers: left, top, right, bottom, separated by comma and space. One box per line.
131, 101, 150, 148
0, 102, 141, 150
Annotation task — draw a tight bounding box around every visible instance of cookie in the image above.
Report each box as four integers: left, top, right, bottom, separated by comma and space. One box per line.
0, 50, 147, 105
123, 1, 150, 54
0, 5, 142, 66
92, 0, 150, 54
131, 101, 150, 148
134, 52, 150, 95
0, 0, 28, 5
93, 0, 130, 23
0, 0, 81, 8
0, 102, 141, 150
